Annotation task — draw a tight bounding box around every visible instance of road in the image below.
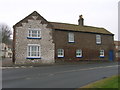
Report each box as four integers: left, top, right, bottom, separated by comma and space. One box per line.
2, 62, 118, 88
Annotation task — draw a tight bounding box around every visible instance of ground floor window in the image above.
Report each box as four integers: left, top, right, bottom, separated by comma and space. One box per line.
27, 44, 41, 58
100, 50, 104, 57
76, 49, 82, 57
57, 49, 64, 57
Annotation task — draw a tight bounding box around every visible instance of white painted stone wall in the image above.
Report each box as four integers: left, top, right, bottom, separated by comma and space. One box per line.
15, 17, 55, 64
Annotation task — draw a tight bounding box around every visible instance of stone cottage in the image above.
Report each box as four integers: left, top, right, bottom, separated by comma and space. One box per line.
13, 11, 115, 65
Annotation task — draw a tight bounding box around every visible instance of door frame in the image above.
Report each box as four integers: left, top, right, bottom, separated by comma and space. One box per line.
109, 50, 114, 61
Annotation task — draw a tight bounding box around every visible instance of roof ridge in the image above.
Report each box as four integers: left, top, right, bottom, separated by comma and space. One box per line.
13, 11, 113, 35
50, 21, 113, 35
49, 21, 78, 26
49, 21, 105, 29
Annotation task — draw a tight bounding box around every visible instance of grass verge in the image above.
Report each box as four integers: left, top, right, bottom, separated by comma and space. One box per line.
80, 75, 119, 88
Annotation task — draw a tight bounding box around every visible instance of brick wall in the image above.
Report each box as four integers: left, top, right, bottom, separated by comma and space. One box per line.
54, 30, 114, 62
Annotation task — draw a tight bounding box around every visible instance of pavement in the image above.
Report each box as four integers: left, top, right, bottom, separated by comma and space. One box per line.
2, 62, 118, 88
2, 58, 13, 67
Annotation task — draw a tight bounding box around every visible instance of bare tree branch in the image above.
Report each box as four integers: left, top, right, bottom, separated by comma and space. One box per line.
0, 23, 12, 45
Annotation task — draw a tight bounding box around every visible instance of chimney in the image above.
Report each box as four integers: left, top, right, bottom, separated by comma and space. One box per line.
78, 15, 84, 26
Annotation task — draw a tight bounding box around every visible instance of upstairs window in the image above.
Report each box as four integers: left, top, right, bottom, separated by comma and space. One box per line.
96, 35, 101, 44
68, 32, 74, 43
57, 49, 64, 57
100, 50, 104, 57
76, 49, 82, 57
28, 28, 41, 39
27, 44, 41, 58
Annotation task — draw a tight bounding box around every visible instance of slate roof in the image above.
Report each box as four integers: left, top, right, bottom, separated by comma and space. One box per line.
14, 11, 113, 35
49, 22, 113, 35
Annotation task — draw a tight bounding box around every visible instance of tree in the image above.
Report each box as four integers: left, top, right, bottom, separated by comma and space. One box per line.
0, 23, 12, 45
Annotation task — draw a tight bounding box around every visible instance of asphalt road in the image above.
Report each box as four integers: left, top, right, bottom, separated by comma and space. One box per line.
2, 62, 118, 88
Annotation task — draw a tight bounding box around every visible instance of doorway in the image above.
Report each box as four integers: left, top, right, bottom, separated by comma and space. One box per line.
109, 50, 114, 61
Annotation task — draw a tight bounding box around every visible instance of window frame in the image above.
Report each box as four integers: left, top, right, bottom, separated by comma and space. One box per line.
116, 46, 118, 49
57, 49, 64, 58
116, 53, 118, 57
68, 32, 75, 43
27, 28, 41, 39
96, 35, 101, 44
27, 44, 41, 59
100, 50, 104, 58
76, 49, 82, 57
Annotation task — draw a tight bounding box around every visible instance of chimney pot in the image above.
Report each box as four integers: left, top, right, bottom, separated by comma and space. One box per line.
78, 15, 84, 26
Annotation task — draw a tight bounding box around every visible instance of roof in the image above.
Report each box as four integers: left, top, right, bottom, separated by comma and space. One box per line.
14, 11, 113, 35
13, 11, 52, 28
49, 22, 113, 35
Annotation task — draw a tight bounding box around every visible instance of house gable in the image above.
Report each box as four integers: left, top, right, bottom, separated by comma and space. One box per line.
13, 11, 55, 64
13, 11, 53, 28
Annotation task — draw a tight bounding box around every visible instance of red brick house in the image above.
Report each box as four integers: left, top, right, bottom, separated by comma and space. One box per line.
13, 11, 115, 65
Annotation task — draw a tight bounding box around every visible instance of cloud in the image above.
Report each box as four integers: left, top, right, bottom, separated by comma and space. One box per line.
0, 0, 119, 40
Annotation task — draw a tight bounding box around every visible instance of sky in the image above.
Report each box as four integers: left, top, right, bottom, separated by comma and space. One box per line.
0, 0, 119, 40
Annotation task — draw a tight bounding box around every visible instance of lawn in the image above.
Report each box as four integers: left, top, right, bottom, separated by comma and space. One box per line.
80, 75, 119, 88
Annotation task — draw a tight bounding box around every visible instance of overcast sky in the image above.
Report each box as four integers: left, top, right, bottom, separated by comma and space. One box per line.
0, 0, 119, 40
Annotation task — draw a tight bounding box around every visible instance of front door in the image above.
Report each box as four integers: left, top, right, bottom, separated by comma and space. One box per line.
109, 50, 114, 61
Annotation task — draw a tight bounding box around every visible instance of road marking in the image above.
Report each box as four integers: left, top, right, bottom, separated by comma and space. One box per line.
50, 65, 119, 75
26, 77, 31, 80
1, 66, 33, 69
0, 67, 13, 69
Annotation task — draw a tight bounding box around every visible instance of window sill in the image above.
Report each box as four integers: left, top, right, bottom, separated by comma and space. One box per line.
68, 41, 75, 43
76, 56, 82, 58
27, 37, 42, 39
26, 57, 41, 59
58, 56, 64, 58
100, 56, 105, 58
96, 43, 101, 45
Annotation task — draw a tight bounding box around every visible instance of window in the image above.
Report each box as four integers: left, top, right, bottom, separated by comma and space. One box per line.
27, 44, 41, 58
116, 46, 118, 49
116, 53, 118, 57
100, 50, 104, 57
68, 32, 74, 42
28, 28, 41, 39
96, 35, 101, 44
57, 49, 64, 57
76, 49, 82, 57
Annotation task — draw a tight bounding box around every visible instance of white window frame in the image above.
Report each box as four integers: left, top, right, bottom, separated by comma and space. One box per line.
28, 28, 41, 38
116, 53, 118, 57
96, 35, 101, 44
57, 49, 64, 57
27, 44, 41, 58
76, 49, 82, 57
68, 32, 75, 43
116, 46, 118, 49
100, 50, 104, 57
